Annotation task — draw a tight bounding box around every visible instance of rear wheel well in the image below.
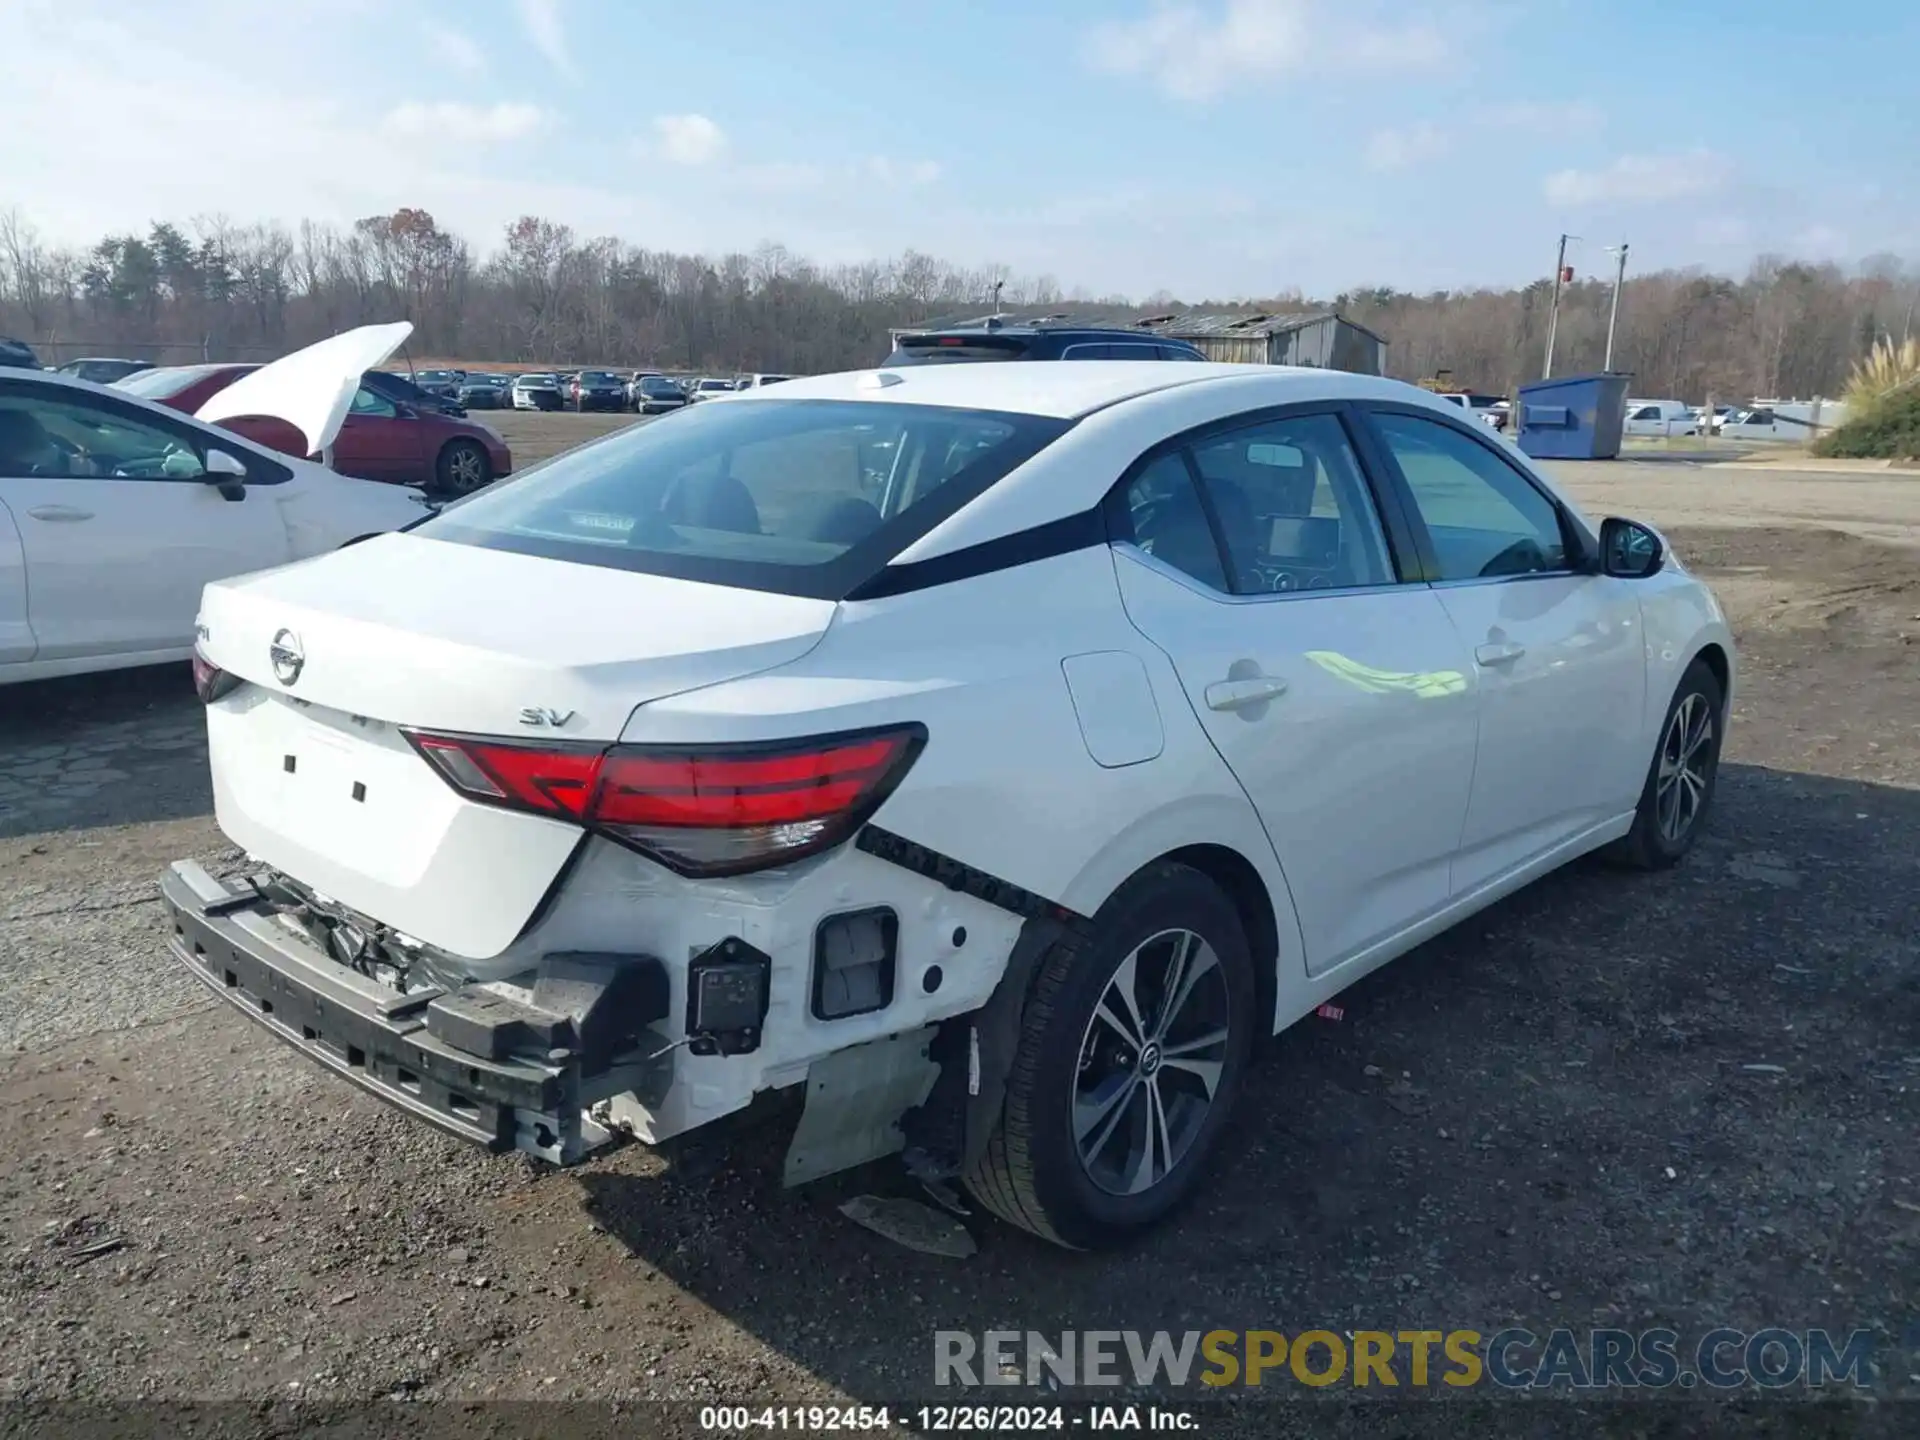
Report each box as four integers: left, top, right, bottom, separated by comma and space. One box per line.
1160, 843, 1277, 1044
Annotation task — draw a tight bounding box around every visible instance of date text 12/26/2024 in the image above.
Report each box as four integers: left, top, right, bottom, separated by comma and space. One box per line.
699, 1406, 1199, 1432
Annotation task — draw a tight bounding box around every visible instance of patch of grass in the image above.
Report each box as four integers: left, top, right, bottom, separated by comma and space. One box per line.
1817, 338, 1920, 459
1814, 384, 1920, 460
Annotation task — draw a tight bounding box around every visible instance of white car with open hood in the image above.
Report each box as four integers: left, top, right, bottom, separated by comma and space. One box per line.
162, 361, 1735, 1248
1, 322, 432, 685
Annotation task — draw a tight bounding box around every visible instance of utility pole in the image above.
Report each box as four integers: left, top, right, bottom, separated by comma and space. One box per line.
1543, 233, 1576, 379
1603, 242, 1629, 372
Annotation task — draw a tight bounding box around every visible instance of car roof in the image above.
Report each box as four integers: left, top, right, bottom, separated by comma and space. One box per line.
725, 360, 1415, 419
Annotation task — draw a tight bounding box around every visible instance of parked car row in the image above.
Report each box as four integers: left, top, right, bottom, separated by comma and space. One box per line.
0, 341, 160, 386
497, 368, 803, 415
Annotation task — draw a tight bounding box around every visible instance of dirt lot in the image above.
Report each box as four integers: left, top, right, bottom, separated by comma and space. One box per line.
489, 408, 640, 469
1, 451, 1916, 1428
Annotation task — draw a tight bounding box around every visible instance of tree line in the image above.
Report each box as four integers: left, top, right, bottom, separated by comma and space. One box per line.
3, 208, 1914, 403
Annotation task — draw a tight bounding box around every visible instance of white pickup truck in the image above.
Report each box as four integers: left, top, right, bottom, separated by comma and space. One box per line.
1436, 392, 1507, 431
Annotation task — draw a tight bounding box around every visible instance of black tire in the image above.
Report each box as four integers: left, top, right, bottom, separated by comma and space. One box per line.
434, 439, 491, 497
1603, 657, 1725, 870
963, 862, 1256, 1250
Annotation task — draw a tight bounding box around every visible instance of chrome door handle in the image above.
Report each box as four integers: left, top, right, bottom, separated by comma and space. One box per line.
1475, 641, 1526, 666
1205, 676, 1289, 711
26, 505, 93, 522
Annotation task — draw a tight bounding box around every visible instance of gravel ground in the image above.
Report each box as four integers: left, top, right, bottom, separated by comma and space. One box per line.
1, 457, 1916, 1430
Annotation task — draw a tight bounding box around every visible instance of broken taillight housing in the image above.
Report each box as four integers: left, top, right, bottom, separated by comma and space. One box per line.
402, 724, 927, 878
191, 648, 243, 704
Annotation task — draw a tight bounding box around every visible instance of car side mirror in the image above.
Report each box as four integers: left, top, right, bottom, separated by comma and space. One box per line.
394, 403, 417, 420
202, 447, 248, 501
1600, 516, 1663, 578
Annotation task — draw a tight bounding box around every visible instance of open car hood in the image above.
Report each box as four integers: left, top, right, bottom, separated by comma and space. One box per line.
195, 322, 414, 458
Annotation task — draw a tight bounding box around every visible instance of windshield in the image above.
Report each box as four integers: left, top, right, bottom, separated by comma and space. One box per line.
698, 379, 731, 391
581, 371, 619, 383
517, 374, 554, 385
640, 378, 681, 395
416, 398, 1070, 599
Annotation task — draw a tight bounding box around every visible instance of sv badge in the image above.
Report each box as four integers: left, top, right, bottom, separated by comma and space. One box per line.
518, 707, 576, 728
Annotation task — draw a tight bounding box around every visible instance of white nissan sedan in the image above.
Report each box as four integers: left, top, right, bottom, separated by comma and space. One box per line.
1, 323, 432, 685
162, 362, 1734, 1249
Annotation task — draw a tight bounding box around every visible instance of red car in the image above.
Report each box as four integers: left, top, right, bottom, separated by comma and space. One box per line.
115, 363, 513, 497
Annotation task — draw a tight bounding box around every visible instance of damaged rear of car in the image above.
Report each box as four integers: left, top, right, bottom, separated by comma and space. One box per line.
161, 387, 1096, 1190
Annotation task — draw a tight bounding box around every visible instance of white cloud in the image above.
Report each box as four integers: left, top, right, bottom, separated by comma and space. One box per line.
1545, 149, 1726, 206
514, 0, 573, 78
650, 113, 729, 166
420, 22, 487, 75
1087, 0, 1450, 101
1363, 122, 1450, 172
384, 101, 550, 142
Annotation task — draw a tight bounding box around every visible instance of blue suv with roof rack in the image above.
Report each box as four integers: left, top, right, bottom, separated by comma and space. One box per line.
883, 314, 1207, 366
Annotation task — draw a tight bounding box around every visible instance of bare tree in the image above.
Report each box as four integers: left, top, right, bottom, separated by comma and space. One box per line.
0, 204, 1908, 396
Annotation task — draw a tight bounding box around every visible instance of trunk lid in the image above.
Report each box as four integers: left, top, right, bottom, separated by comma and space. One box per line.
196, 533, 837, 960
196, 321, 414, 459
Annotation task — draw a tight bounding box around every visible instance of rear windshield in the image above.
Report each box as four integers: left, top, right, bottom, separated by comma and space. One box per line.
884, 335, 1030, 366
417, 398, 1071, 599
115, 365, 223, 398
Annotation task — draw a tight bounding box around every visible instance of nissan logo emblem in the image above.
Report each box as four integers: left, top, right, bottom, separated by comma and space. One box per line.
269, 628, 305, 687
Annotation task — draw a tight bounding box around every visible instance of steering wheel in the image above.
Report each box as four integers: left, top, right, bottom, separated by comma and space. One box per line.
41, 432, 90, 476
1479, 537, 1547, 577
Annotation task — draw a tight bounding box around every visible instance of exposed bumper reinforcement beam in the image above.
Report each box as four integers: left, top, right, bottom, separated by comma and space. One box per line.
158, 860, 615, 1163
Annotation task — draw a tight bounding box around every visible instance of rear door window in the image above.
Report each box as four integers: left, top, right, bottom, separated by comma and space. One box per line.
1186, 414, 1396, 593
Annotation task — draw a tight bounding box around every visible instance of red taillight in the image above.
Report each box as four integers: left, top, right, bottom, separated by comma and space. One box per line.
192, 649, 242, 704
403, 725, 926, 878
409, 734, 601, 819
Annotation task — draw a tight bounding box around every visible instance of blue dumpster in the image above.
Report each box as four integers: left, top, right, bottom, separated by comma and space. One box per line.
1515, 372, 1631, 460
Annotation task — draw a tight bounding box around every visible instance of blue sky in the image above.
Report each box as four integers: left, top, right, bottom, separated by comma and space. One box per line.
3, 0, 1913, 298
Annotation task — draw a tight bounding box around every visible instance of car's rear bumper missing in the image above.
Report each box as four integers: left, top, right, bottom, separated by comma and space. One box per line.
158, 860, 624, 1163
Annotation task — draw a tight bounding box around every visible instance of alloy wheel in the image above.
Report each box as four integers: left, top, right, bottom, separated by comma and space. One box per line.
1073, 928, 1231, 1197
446, 445, 486, 493
1656, 692, 1714, 844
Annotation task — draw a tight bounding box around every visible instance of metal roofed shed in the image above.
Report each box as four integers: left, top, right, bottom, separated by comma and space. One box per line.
1129, 311, 1387, 375
1514, 372, 1632, 460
